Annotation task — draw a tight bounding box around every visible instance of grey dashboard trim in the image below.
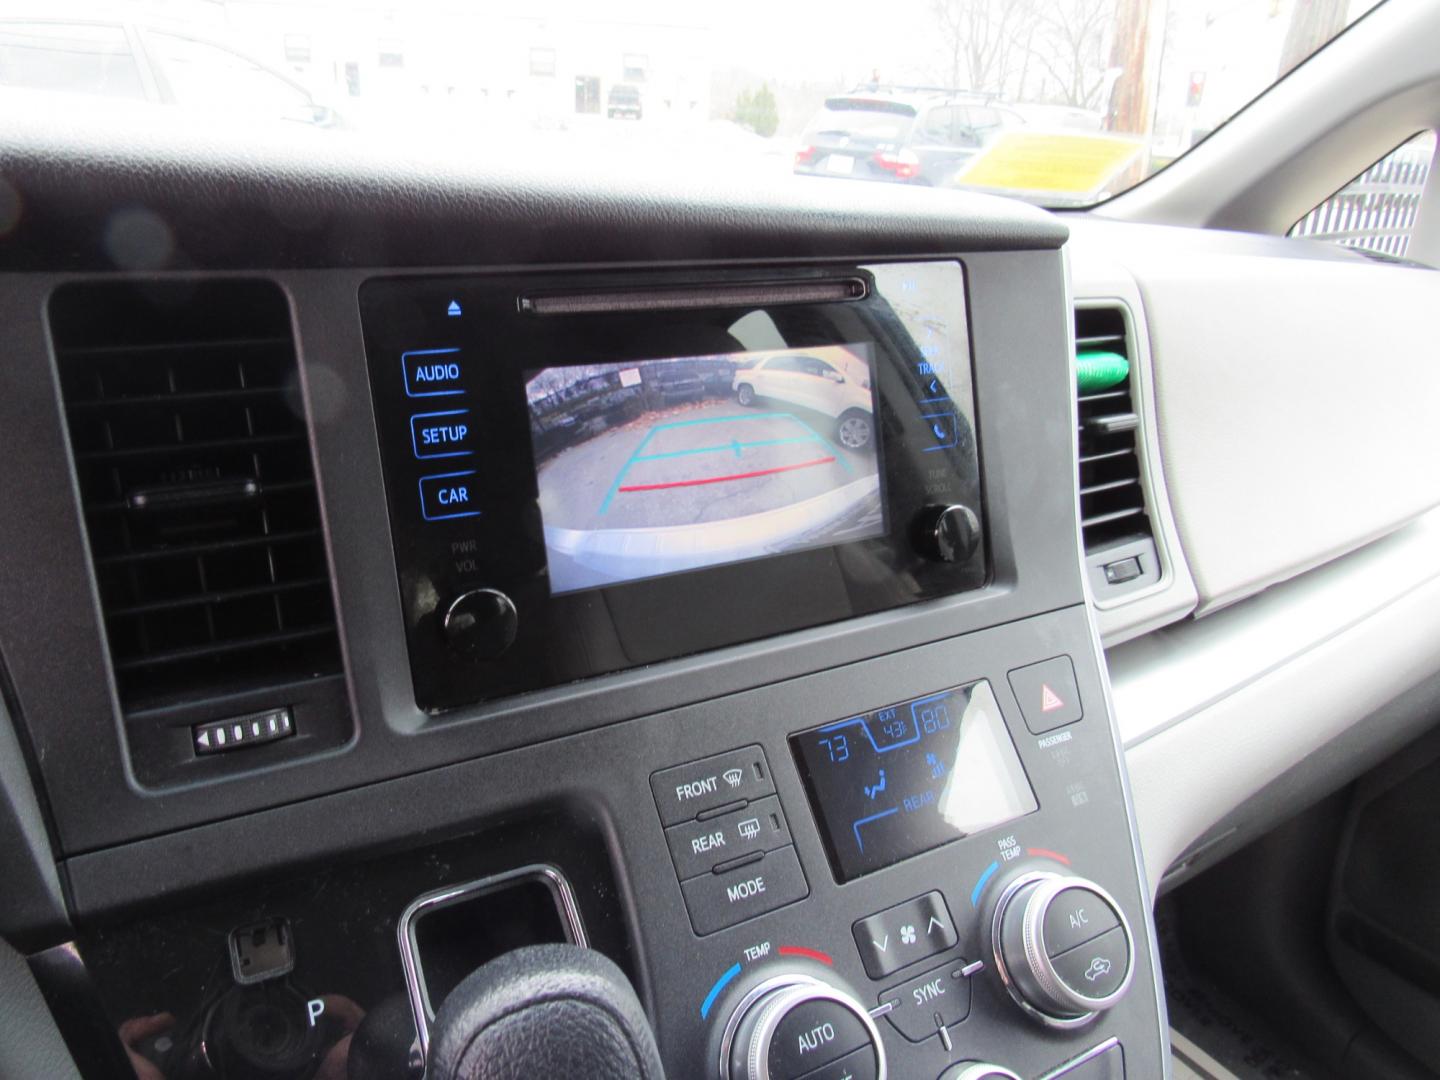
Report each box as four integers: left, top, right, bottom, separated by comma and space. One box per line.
1130, 251, 1440, 613
0, 689, 68, 949
1113, 507, 1440, 890
0, 108, 1065, 274
1063, 251, 1174, 1077
1068, 246, 1198, 646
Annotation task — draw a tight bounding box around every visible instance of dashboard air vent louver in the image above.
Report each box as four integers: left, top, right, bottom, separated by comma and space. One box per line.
51, 280, 341, 712
1075, 305, 1159, 596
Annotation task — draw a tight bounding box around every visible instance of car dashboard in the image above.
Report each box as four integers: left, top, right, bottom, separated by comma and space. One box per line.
2, 106, 1439, 1080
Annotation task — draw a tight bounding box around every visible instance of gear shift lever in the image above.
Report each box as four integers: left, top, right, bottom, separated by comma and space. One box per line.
425, 944, 665, 1080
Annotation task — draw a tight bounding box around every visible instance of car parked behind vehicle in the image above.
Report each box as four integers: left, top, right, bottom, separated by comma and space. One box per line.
607, 83, 641, 120
794, 85, 1022, 187
732, 352, 874, 449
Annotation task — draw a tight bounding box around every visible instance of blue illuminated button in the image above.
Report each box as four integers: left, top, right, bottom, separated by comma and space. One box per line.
419, 471, 480, 521
920, 411, 959, 451
403, 347, 464, 397
410, 409, 473, 459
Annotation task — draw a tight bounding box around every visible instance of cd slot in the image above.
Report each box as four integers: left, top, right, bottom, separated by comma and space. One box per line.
519, 277, 866, 316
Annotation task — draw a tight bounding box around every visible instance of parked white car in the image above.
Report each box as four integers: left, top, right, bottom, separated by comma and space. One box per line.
732, 351, 875, 449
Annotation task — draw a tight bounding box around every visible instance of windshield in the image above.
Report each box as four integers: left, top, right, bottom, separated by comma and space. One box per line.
0, 0, 1384, 207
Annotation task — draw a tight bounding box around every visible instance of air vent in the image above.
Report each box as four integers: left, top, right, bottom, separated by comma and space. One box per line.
1075, 305, 1159, 596
51, 280, 342, 713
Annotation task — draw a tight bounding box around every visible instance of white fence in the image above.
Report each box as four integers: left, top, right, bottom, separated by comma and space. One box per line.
1290, 133, 1434, 258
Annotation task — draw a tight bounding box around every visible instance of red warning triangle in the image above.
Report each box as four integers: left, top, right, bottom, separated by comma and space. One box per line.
1040, 684, 1065, 712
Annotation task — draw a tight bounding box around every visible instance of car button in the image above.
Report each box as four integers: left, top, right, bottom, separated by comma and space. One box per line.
1007, 656, 1083, 735
878, 960, 973, 1042
680, 845, 807, 935
651, 746, 775, 826
1051, 927, 1129, 1000
419, 470, 480, 521
1042, 887, 1120, 957
852, 891, 958, 979
666, 795, 791, 880
768, 997, 869, 1077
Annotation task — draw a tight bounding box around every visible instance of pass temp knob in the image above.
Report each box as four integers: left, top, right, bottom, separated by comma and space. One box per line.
721, 976, 886, 1080
990, 873, 1134, 1026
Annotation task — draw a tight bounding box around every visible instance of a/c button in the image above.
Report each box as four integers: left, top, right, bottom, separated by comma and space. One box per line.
419, 471, 481, 521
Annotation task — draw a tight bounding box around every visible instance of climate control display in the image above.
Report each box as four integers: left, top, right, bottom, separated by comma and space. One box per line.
789, 680, 1038, 881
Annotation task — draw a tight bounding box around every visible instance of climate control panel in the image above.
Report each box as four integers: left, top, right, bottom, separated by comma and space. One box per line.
642, 615, 1163, 1080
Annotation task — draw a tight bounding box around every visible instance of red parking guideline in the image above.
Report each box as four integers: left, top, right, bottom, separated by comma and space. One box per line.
617, 456, 836, 493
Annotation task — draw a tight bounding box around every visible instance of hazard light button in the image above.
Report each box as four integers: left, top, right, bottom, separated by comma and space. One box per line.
1007, 656, 1083, 735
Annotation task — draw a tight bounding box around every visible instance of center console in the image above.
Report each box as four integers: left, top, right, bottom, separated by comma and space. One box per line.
24, 234, 1166, 1077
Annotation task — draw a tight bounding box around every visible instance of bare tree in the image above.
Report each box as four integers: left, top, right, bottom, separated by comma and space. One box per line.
930, 0, 1036, 94
1277, 0, 1349, 78
1030, 0, 1115, 109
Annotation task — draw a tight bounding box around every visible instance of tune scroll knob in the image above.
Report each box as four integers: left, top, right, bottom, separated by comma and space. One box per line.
990, 872, 1134, 1027
911, 503, 981, 563
720, 976, 886, 1080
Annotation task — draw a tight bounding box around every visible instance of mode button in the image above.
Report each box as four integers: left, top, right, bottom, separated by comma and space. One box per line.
680, 845, 808, 935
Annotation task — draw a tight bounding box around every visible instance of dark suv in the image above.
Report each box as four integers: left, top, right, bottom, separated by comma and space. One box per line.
793, 86, 1021, 186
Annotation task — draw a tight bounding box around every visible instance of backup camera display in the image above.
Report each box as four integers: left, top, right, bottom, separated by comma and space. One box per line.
526, 345, 883, 594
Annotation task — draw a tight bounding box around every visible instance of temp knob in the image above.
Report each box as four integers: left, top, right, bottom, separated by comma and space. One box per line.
990, 873, 1134, 1026
442, 588, 518, 659
911, 503, 980, 563
721, 976, 886, 1080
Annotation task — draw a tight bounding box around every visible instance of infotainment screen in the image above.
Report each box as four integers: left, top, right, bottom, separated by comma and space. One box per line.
525, 345, 884, 594
789, 680, 1038, 882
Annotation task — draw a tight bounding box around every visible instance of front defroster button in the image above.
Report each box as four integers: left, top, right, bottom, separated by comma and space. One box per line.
651, 746, 775, 826
680, 845, 808, 935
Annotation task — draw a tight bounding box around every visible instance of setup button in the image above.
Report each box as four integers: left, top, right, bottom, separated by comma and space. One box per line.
419, 471, 481, 521
411, 409, 474, 459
